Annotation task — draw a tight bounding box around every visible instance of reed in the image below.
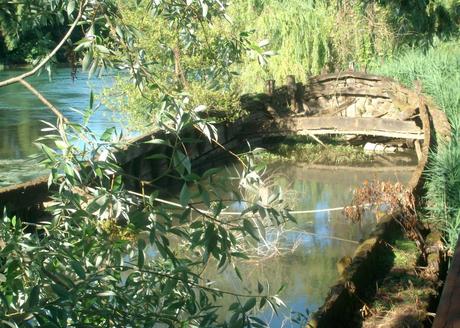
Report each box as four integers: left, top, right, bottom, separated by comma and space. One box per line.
372, 40, 460, 251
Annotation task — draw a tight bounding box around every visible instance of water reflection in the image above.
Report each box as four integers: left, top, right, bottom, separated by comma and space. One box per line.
0, 68, 120, 187
204, 163, 414, 327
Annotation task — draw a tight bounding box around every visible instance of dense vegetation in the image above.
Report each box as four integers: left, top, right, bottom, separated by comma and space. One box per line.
372, 40, 460, 251
99, 0, 460, 127
1, 0, 460, 326
231, 0, 459, 88
0, 1, 82, 65
0, 1, 292, 326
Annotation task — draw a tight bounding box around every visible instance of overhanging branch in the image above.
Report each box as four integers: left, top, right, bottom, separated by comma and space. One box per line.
0, 1, 87, 88
18, 79, 69, 124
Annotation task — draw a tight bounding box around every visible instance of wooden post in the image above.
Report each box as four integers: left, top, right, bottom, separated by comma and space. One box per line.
265, 79, 275, 97
414, 140, 423, 161
286, 75, 297, 113
265, 79, 279, 118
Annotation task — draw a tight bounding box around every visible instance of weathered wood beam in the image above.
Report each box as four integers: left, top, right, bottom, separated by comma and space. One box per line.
433, 235, 460, 328
0, 176, 49, 212
296, 129, 423, 140
304, 86, 390, 99
308, 72, 384, 84
251, 117, 424, 140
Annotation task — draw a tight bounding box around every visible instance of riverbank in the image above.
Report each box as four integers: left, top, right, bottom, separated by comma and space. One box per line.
372, 40, 460, 253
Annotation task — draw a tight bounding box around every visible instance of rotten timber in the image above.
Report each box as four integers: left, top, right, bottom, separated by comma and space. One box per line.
0, 176, 49, 214
250, 116, 424, 140
304, 86, 390, 100
308, 71, 384, 83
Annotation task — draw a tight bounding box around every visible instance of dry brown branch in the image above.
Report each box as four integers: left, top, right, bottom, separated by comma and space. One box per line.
344, 179, 425, 253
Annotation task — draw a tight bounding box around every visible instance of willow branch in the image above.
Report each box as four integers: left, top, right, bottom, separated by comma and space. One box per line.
112, 265, 272, 299
18, 79, 94, 146
18, 79, 69, 124
0, 1, 87, 88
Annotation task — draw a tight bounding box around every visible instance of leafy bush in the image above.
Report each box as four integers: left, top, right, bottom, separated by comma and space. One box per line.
0, 109, 295, 326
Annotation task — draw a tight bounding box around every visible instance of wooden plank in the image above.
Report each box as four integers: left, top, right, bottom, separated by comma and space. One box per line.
306, 81, 387, 93
264, 117, 424, 140
304, 86, 390, 99
0, 176, 49, 211
308, 71, 385, 83
433, 235, 460, 328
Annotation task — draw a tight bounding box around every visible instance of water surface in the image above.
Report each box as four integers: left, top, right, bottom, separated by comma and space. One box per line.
0, 68, 119, 187
205, 164, 415, 326
0, 68, 418, 326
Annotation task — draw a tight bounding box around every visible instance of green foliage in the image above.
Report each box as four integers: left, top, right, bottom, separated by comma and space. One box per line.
0, 0, 82, 64
228, 0, 333, 90
0, 0, 296, 326
0, 109, 295, 326
226, 0, 398, 91
187, 82, 246, 122
425, 140, 460, 253
377, 0, 460, 47
98, 0, 460, 118
226, 0, 459, 92
372, 39, 460, 252
101, 76, 158, 131
98, 0, 262, 128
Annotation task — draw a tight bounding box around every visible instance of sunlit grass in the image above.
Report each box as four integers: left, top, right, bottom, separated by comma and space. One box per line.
372, 39, 460, 251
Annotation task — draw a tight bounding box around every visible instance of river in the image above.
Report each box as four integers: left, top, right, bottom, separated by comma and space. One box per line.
0, 67, 121, 187
0, 67, 416, 326
202, 164, 414, 326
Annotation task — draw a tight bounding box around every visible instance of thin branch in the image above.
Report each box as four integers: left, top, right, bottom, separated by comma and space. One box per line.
112, 265, 271, 299
127, 189, 373, 216
18, 79, 69, 124
0, 1, 87, 88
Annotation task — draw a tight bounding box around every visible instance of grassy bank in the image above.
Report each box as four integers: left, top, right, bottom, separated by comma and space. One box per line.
362, 237, 436, 327
372, 39, 460, 252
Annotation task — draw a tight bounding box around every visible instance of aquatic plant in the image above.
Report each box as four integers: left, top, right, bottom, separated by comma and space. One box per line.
253, 136, 372, 166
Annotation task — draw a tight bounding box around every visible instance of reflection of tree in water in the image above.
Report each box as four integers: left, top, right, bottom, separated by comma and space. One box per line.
204, 237, 357, 326
0, 119, 43, 158
202, 164, 411, 326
